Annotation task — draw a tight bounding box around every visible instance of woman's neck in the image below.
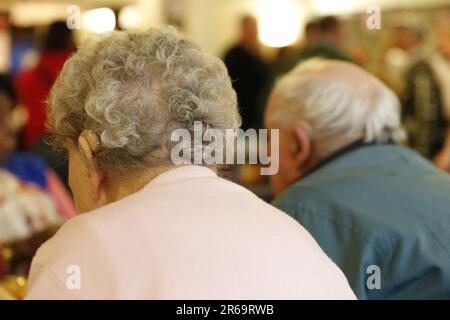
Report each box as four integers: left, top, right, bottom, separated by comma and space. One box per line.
105, 165, 174, 203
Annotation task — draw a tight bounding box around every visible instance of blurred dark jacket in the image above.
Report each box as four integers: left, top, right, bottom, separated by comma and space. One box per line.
224, 45, 268, 130
403, 57, 449, 158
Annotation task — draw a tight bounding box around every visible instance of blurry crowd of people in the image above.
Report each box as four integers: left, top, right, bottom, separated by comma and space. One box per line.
224, 13, 450, 172
223, 15, 351, 131
0, 22, 75, 285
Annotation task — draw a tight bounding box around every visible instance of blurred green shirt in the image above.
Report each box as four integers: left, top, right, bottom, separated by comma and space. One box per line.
278, 43, 352, 76
273, 143, 450, 299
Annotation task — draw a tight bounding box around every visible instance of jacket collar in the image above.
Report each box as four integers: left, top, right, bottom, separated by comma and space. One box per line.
301, 140, 387, 179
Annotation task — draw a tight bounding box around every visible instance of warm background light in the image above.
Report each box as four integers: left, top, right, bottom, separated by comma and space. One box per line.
311, 0, 362, 16
118, 5, 142, 30
257, 0, 302, 48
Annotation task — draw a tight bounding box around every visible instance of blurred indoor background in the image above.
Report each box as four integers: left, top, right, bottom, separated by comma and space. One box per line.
0, 0, 449, 68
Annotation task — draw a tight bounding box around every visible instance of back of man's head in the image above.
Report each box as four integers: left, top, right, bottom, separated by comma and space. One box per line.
266, 59, 405, 155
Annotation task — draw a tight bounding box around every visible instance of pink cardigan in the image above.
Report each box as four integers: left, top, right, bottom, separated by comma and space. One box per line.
26, 165, 355, 299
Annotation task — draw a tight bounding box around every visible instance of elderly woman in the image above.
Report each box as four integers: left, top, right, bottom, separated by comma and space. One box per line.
25, 28, 354, 299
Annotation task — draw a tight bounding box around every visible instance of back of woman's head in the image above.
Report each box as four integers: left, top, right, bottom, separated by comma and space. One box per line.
48, 27, 240, 175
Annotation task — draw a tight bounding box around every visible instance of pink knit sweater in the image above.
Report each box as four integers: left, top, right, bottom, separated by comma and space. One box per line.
26, 165, 355, 299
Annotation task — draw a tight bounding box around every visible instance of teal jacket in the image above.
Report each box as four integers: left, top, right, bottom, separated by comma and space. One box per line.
273, 143, 450, 299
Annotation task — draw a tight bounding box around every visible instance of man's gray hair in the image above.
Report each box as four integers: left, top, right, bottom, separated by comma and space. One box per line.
48, 27, 241, 174
268, 58, 405, 145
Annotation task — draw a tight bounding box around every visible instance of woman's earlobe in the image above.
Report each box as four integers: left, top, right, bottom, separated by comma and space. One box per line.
87, 160, 107, 203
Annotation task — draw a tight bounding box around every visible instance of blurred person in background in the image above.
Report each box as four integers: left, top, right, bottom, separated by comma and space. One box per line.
10, 27, 40, 76
16, 21, 74, 149
0, 72, 74, 301
383, 25, 425, 97
224, 15, 269, 130
303, 16, 351, 61
266, 58, 450, 299
403, 29, 450, 172
25, 28, 355, 300
261, 16, 352, 115
278, 16, 352, 75
0, 75, 75, 241
303, 20, 321, 48
270, 20, 321, 72
0, 169, 62, 244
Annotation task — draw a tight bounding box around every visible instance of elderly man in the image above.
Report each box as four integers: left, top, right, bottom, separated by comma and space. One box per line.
266, 58, 450, 299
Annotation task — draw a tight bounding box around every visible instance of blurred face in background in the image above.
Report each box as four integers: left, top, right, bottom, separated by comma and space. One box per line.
241, 16, 258, 44
319, 16, 344, 46
304, 22, 321, 47
393, 27, 422, 51
0, 91, 16, 165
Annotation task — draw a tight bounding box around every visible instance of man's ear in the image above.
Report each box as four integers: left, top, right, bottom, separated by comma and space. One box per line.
78, 130, 105, 201
291, 125, 311, 166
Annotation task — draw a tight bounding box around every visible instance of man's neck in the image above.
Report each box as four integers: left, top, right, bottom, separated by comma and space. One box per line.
301, 135, 365, 179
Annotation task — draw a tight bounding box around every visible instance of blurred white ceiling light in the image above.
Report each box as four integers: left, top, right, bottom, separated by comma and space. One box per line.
83, 8, 116, 33
118, 5, 142, 30
257, 0, 302, 48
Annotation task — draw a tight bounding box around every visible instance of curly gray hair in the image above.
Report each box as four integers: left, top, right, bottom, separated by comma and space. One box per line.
48, 27, 241, 175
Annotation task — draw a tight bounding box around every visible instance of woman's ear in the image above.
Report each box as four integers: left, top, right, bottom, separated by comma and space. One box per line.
78, 130, 105, 201
291, 125, 311, 166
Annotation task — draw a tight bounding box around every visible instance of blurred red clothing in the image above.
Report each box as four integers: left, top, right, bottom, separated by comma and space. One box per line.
16, 50, 72, 148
